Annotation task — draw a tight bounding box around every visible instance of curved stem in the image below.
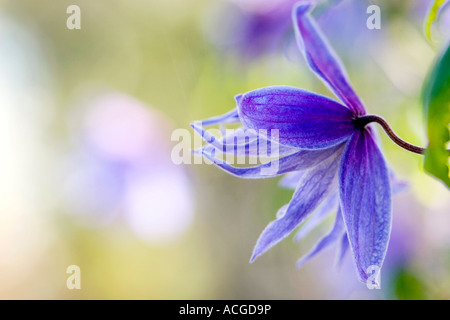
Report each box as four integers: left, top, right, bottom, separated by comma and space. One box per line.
355, 115, 425, 155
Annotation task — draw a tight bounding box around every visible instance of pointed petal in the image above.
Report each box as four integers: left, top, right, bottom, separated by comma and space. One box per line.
192, 122, 259, 145
339, 130, 392, 283
236, 86, 355, 149
278, 171, 306, 189
193, 108, 240, 127
369, 128, 407, 194
336, 232, 349, 267
198, 142, 343, 179
250, 147, 343, 262
294, 192, 339, 242
296, 207, 345, 268
389, 169, 408, 194
292, 2, 366, 115
276, 204, 289, 219
191, 122, 300, 158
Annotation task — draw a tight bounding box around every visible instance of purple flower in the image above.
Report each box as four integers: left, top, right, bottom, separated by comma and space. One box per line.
193, 2, 395, 284
203, 0, 299, 59
64, 92, 194, 244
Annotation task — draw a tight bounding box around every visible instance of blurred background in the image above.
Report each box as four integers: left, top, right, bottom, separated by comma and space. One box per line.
0, 0, 449, 299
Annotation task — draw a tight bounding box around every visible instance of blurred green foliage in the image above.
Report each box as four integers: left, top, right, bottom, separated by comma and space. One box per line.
422, 43, 450, 188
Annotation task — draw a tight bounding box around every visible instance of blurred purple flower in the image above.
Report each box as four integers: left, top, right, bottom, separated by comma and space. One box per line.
193, 2, 398, 284
203, 0, 310, 60
64, 92, 194, 244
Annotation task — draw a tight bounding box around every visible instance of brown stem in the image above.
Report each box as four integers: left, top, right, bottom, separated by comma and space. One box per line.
354, 115, 425, 155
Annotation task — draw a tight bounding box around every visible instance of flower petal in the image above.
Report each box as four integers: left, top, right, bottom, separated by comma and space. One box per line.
276, 204, 289, 219
250, 147, 343, 262
293, 192, 338, 243
191, 122, 300, 158
339, 130, 392, 283
368, 127, 407, 194
296, 207, 345, 268
336, 232, 349, 266
389, 169, 408, 194
195, 108, 240, 126
236, 86, 355, 149
292, 2, 366, 115
278, 170, 306, 189
197, 142, 343, 179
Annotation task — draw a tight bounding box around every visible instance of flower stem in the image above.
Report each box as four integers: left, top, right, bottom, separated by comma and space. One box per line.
355, 115, 426, 155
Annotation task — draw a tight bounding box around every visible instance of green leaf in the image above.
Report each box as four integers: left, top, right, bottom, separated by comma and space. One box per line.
390, 269, 427, 300
424, 0, 449, 43
422, 42, 450, 188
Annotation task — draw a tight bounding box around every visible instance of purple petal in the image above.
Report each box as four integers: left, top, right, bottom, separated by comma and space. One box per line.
191, 122, 259, 144
250, 147, 343, 262
195, 108, 240, 126
236, 86, 355, 149
197, 142, 343, 179
296, 207, 345, 268
276, 204, 289, 219
336, 232, 349, 266
191, 122, 300, 158
278, 170, 306, 189
389, 169, 408, 194
293, 192, 338, 243
368, 128, 407, 194
339, 130, 392, 283
292, 2, 366, 115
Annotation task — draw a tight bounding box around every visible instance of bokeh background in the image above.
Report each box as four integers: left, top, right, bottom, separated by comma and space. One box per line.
0, 0, 449, 299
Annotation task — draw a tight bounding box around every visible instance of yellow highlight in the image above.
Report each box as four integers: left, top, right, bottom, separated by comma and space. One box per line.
425, 0, 447, 43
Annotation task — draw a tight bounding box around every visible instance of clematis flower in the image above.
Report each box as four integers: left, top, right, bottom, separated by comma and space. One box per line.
193, 2, 397, 284
204, 0, 345, 60
203, 0, 299, 60
64, 92, 194, 244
